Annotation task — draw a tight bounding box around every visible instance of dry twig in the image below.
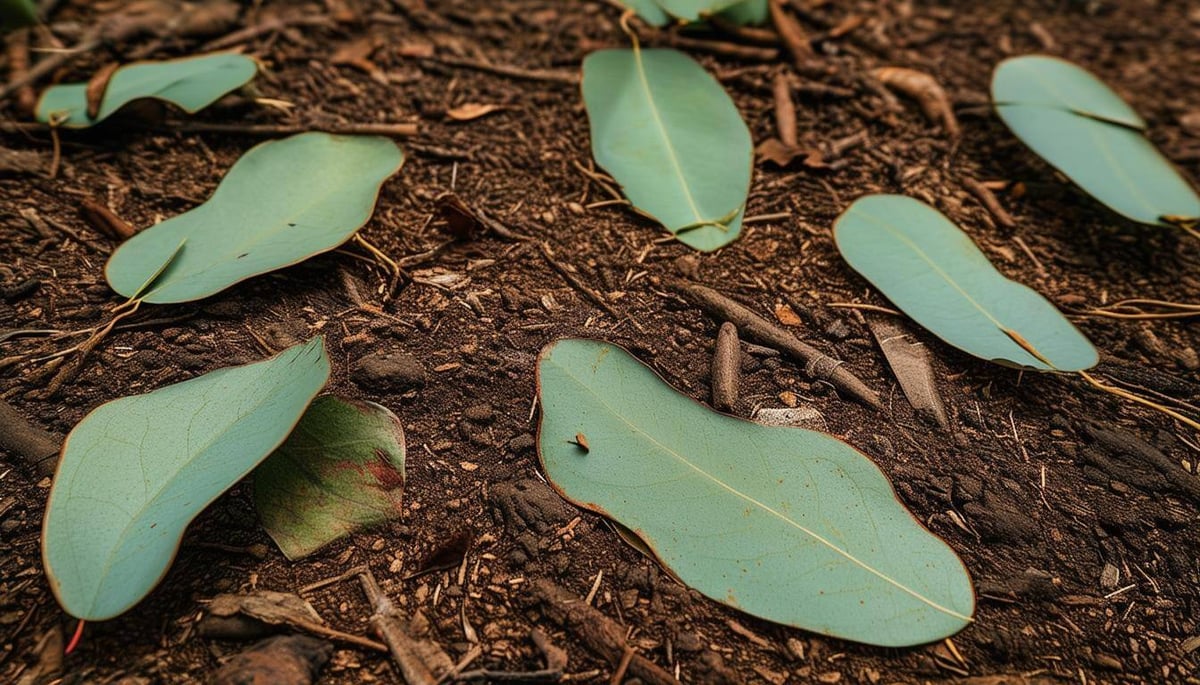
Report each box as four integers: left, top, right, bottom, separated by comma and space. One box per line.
712, 322, 741, 412
667, 280, 883, 409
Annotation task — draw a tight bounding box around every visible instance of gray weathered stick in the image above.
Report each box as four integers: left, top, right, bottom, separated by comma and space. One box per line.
0, 399, 60, 477
712, 322, 741, 413
669, 280, 883, 410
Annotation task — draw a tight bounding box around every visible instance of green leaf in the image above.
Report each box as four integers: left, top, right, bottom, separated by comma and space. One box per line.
255, 396, 406, 561
618, 0, 670, 26
43, 338, 331, 620
106, 132, 403, 304
834, 194, 1098, 372
0, 0, 37, 31
537, 338, 975, 647
582, 48, 752, 252
652, 0, 745, 21
717, 0, 768, 25
35, 53, 257, 128
992, 55, 1200, 227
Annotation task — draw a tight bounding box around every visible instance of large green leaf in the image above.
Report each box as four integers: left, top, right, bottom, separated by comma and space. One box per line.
652, 0, 745, 21
43, 338, 330, 620
582, 48, 752, 252
537, 338, 975, 647
0, 0, 37, 31
834, 195, 1098, 372
618, 0, 669, 26
35, 53, 257, 128
717, 0, 768, 25
106, 132, 403, 304
255, 396, 406, 561
992, 55, 1200, 227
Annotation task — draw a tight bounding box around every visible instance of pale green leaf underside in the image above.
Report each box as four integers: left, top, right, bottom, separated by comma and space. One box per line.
621, 0, 766, 25
834, 195, 1098, 372
106, 132, 404, 303
43, 338, 330, 620
582, 48, 752, 252
35, 53, 257, 128
716, 0, 768, 25
537, 339, 974, 647
992, 56, 1200, 226
255, 396, 406, 561
653, 0, 745, 21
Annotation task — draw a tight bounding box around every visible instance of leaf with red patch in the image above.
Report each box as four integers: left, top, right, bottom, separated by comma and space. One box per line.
254, 396, 406, 560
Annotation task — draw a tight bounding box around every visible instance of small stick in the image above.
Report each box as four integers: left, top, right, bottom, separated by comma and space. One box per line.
659, 32, 778, 61
0, 399, 61, 478
872, 67, 960, 137
539, 242, 622, 320
359, 568, 440, 685
963, 177, 1015, 228
707, 15, 781, 45
6, 29, 36, 115
526, 579, 677, 685
80, 198, 136, 240
1079, 371, 1200, 432
768, 0, 814, 66
772, 72, 798, 148
712, 322, 740, 413
668, 280, 883, 410
0, 120, 419, 137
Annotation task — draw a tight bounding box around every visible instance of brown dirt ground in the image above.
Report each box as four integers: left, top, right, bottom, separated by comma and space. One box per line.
3, 0, 1200, 683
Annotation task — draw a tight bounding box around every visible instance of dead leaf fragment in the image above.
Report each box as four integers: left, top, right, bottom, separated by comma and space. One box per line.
872, 66, 960, 137
446, 103, 503, 122
85, 62, 121, 120
209, 591, 326, 627
774, 303, 803, 326
211, 635, 333, 685
756, 138, 828, 169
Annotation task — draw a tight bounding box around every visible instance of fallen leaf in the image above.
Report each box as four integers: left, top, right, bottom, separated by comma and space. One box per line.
446, 102, 504, 121
211, 635, 332, 685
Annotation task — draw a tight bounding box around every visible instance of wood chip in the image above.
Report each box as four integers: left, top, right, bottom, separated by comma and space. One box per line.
868, 317, 949, 429
446, 103, 504, 121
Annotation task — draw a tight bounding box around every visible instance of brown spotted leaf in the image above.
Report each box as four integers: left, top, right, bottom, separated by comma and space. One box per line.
254, 396, 406, 560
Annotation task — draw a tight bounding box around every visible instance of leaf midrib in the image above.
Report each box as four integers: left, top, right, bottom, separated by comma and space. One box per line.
631, 44, 705, 225
549, 360, 972, 622
844, 207, 1053, 370
72, 344, 322, 614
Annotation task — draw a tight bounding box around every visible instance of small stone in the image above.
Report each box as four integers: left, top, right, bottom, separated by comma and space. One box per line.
786, 637, 806, 661
508, 434, 535, 453
1174, 346, 1199, 371
753, 406, 827, 431
817, 672, 842, 684
463, 403, 494, 424
674, 631, 704, 652
352, 348, 426, 391
1092, 653, 1123, 671
778, 391, 798, 408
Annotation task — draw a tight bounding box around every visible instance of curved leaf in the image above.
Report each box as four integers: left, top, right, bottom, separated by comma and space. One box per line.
106, 132, 403, 304
537, 338, 975, 647
653, 0, 745, 21
834, 194, 1098, 372
618, 0, 669, 26
582, 48, 752, 251
992, 55, 1200, 226
35, 53, 257, 128
43, 338, 331, 620
718, 0, 768, 25
255, 396, 406, 561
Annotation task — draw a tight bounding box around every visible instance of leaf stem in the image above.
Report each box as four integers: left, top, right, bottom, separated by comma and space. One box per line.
1079, 371, 1200, 432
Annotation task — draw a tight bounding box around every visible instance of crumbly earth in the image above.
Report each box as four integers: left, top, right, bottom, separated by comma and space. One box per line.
2, 1, 1200, 683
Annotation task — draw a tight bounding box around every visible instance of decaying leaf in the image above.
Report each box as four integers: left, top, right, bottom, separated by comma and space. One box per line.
446, 102, 504, 121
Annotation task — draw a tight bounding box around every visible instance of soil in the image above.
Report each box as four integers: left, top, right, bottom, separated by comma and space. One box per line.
3, 1, 1200, 683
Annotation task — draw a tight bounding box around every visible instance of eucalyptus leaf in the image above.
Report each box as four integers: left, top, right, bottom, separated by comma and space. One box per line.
537, 338, 975, 647
653, 0, 745, 21
618, 0, 669, 26
717, 0, 768, 25
0, 0, 37, 31
35, 53, 257, 128
106, 132, 404, 304
43, 338, 330, 620
992, 55, 1200, 227
834, 194, 1098, 372
255, 396, 406, 561
582, 48, 752, 251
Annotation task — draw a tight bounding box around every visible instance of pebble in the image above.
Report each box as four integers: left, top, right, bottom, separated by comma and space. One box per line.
463, 403, 494, 424
753, 406, 827, 431
352, 348, 427, 391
